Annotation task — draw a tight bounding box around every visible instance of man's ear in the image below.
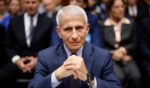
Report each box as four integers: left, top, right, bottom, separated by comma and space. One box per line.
56, 26, 62, 38
86, 24, 90, 34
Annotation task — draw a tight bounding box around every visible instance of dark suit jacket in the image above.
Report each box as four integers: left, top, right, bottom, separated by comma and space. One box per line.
28, 42, 121, 88
138, 17, 150, 60
5, 14, 52, 60
102, 23, 137, 55
0, 24, 6, 67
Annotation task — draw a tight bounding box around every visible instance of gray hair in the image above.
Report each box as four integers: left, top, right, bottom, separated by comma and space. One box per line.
56, 5, 88, 26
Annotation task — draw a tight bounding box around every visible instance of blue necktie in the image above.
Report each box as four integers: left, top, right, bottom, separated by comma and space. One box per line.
70, 53, 80, 88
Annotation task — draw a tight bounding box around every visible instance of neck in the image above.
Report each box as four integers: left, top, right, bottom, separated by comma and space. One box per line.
110, 16, 122, 24
27, 13, 37, 17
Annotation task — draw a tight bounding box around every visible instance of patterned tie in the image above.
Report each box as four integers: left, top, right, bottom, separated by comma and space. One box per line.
70, 53, 80, 88
28, 17, 33, 45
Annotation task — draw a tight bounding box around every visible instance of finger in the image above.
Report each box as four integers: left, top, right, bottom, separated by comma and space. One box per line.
22, 69, 27, 73
63, 61, 77, 67
64, 65, 80, 72
69, 70, 78, 79
24, 67, 32, 73
66, 55, 79, 61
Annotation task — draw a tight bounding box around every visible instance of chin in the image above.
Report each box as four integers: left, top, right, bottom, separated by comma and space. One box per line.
69, 46, 81, 52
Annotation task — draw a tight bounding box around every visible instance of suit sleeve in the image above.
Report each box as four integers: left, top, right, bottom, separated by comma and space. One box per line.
95, 54, 121, 88
123, 24, 137, 55
28, 52, 53, 88
138, 20, 150, 59
4, 19, 20, 60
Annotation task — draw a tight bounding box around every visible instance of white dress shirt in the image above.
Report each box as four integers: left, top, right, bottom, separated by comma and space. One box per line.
128, 5, 137, 17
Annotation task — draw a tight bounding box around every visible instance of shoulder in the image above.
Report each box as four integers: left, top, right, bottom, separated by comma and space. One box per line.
88, 44, 112, 67
93, 44, 110, 57
86, 43, 110, 58
38, 45, 57, 57
38, 14, 52, 26
38, 14, 52, 22
9, 15, 23, 23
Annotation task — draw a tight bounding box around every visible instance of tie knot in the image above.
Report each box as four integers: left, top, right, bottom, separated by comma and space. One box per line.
30, 17, 33, 23
71, 53, 77, 55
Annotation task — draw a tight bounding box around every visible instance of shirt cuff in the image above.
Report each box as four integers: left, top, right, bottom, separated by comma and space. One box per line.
93, 77, 97, 88
51, 72, 61, 88
12, 55, 20, 64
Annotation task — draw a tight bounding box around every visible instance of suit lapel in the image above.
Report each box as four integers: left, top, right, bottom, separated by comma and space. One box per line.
82, 42, 93, 73
19, 15, 27, 47
56, 43, 68, 67
55, 43, 69, 88
105, 26, 115, 47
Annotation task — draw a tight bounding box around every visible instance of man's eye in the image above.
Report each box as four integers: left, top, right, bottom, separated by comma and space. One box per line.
64, 27, 72, 32
75, 26, 83, 31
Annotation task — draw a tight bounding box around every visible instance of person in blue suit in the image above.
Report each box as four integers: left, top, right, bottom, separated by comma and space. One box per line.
28, 5, 121, 88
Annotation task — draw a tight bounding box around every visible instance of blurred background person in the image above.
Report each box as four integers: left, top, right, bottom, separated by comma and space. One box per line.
95, 0, 109, 24
8, 0, 22, 17
138, 0, 150, 20
42, 0, 58, 19
102, 0, 142, 88
42, 0, 62, 46
0, 0, 9, 30
137, 16, 150, 88
0, 0, 52, 87
124, 0, 139, 21
0, 24, 6, 68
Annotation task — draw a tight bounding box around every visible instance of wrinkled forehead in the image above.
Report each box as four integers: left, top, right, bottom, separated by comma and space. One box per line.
60, 12, 86, 25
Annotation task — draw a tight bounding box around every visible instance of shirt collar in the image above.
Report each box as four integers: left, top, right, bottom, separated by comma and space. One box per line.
63, 43, 83, 57
24, 13, 38, 20
104, 17, 131, 26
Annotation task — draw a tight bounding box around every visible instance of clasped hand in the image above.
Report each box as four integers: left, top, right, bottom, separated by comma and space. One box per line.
16, 56, 37, 73
55, 55, 88, 81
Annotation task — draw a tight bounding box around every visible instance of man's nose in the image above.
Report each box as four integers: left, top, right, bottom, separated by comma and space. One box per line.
71, 29, 78, 40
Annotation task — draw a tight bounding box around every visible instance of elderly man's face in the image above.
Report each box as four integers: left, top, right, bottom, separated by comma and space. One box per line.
57, 14, 89, 53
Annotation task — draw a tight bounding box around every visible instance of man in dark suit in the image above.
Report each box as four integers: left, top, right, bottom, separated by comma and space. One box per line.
28, 5, 121, 88
0, 0, 51, 87
0, 24, 6, 68
137, 17, 150, 87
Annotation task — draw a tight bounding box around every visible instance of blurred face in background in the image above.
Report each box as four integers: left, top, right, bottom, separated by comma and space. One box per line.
69, 0, 85, 8
126, 0, 137, 6
9, 0, 22, 15
109, 0, 125, 20
42, 0, 57, 12
23, 0, 39, 16
88, 0, 96, 7
101, 0, 109, 5
0, 0, 6, 14
144, 0, 150, 6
